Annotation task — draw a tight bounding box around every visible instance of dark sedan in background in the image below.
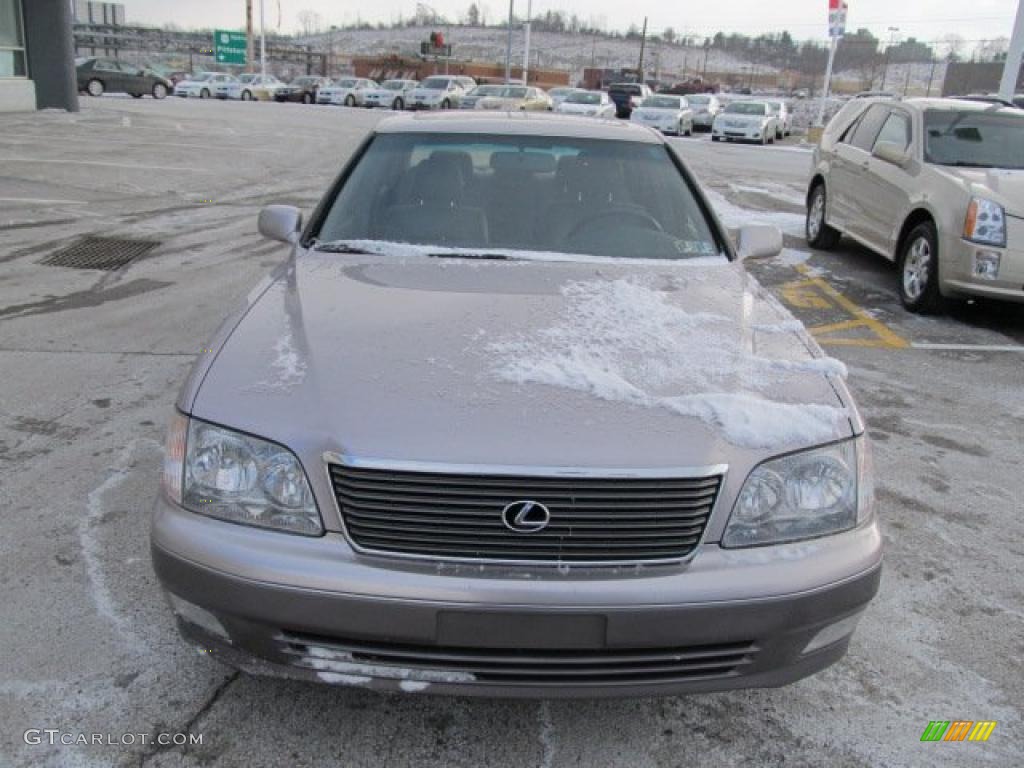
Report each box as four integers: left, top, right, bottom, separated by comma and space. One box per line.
76, 57, 173, 99
274, 76, 332, 104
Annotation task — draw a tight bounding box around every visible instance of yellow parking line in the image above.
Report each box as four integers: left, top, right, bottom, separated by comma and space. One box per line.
777, 265, 909, 349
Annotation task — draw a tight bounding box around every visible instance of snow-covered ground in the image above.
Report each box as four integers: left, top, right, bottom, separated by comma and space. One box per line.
303, 25, 772, 85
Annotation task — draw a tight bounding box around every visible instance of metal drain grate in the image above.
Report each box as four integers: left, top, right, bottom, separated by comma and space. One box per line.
40, 236, 160, 271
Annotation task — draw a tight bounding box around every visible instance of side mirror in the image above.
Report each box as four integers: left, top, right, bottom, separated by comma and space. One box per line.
736, 224, 783, 261
872, 141, 909, 167
258, 205, 302, 244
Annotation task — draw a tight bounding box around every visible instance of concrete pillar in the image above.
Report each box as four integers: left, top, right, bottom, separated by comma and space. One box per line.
23, 0, 80, 111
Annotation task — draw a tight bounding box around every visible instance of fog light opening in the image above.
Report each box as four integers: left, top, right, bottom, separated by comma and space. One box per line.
973, 250, 1001, 280
802, 611, 864, 654
167, 593, 231, 642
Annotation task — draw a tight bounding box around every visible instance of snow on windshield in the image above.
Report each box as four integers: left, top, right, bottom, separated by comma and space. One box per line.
488, 276, 847, 449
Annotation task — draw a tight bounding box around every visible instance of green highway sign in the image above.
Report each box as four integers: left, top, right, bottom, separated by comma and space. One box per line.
213, 29, 247, 65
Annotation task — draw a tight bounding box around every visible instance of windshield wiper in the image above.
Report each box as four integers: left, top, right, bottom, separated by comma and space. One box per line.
310, 241, 373, 254
944, 161, 994, 168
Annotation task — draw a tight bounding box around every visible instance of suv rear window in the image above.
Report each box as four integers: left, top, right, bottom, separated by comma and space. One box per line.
847, 104, 891, 151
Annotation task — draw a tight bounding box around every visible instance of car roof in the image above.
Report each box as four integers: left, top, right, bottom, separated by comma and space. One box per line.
374, 111, 663, 143
901, 97, 1024, 114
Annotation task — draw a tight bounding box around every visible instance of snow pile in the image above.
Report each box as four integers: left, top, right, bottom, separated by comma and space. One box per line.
488, 276, 848, 449
702, 187, 806, 237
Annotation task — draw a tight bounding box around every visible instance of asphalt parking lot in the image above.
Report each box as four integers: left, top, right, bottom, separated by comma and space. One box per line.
1, 98, 1021, 768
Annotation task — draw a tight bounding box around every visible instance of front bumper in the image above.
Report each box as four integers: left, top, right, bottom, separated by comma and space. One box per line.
712, 124, 765, 141
940, 230, 1024, 304
151, 495, 882, 698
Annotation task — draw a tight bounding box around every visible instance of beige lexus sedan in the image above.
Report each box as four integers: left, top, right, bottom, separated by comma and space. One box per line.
806, 97, 1024, 312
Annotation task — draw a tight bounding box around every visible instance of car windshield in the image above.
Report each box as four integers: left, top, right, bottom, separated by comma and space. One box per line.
550, 88, 575, 96
725, 102, 767, 115
644, 97, 681, 109
334, 79, 358, 88
502, 87, 528, 98
421, 78, 452, 89
610, 85, 641, 95
383, 81, 406, 90
239, 74, 257, 83
293, 77, 315, 85
924, 109, 1024, 169
566, 92, 601, 104
688, 96, 710, 105
470, 85, 503, 97
193, 73, 214, 82
314, 134, 723, 260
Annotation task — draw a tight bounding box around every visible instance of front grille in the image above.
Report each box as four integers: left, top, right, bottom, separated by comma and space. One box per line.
279, 631, 757, 686
329, 464, 721, 564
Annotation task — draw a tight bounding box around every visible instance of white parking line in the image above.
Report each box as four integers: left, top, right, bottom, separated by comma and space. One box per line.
0, 157, 207, 172
0, 197, 89, 205
912, 342, 1024, 353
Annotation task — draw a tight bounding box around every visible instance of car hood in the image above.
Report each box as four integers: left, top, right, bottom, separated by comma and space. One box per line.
409, 88, 445, 99
559, 103, 601, 113
191, 252, 854, 470
633, 108, 680, 118
719, 113, 768, 123
938, 167, 1024, 217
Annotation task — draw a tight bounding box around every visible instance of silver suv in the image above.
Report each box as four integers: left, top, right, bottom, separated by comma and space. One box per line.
806, 97, 1024, 312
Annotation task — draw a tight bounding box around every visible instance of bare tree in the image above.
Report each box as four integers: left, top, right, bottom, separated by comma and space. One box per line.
935, 33, 965, 62
296, 9, 324, 37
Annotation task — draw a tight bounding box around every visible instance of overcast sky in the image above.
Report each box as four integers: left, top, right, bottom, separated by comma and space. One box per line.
126, 0, 1019, 46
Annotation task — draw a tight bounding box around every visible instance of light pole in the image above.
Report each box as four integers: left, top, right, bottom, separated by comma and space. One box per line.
522, 0, 532, 84
328, 24, 337, 77
259, 0, 266, 78
881, 26, 899, 91
505, 0, 514, 83
999, 0, 1024, 102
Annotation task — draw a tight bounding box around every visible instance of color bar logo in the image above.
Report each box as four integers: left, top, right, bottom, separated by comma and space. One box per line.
921, 721, 997, 742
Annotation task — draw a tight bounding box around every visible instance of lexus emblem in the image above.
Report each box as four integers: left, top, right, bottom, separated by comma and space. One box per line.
501, 500, 551, 533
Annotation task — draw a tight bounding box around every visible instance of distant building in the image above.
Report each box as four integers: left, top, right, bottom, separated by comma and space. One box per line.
72, 0, 125, 26
1, 0, 79, 112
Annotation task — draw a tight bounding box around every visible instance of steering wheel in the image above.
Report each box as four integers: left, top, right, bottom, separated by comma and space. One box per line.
566, 208, 664, 240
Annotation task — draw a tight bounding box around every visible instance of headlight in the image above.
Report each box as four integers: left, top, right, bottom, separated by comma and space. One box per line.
963, 197, 1006, 247
164, 414, 323, 535
723, 437, 872, 548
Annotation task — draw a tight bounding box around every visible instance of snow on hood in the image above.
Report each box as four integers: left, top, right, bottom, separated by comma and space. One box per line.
488, 275, 847, 450
192, 252, 853, 469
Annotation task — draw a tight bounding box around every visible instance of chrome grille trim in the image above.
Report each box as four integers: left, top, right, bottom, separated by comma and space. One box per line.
323, 454, 726, 566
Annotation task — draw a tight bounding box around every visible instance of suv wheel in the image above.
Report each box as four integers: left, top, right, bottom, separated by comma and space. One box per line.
806, 184, 841, 250
86, 79, 104, 97
302, 92, 312, 104
200, 88, 210, 99
152, 83, 168, 99
344, 95, 356, 107
441, 98, 451, 109
899, 221, 945, 313
394, 97, 404, 110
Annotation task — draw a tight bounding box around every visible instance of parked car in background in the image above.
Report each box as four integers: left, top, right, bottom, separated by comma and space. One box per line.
459, 84, 505, 110
608, 82, 653, 118
686, 94, 722, 131
807, 97, 1024, 312
712, 101, 780, 144
406, 75, 471, 110
547, 86, 582, 108
630, 94, 694, 136
555, 90, 616, 118
174, 72, 237, 99
268, 75, 327, 103
220, 73, 284, 101
316, 77, 378, 106
766, 100, 793, 138
76, 58, 173, 99
475, 86, 552, 111
153, 111, 882, 700
362, 79, 419, 110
